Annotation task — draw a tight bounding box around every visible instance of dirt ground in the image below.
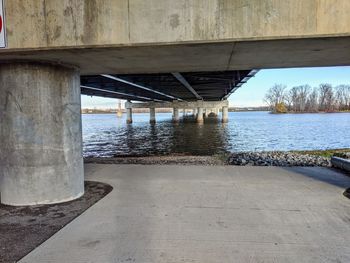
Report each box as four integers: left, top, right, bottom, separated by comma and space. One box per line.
0, 181, 112, 263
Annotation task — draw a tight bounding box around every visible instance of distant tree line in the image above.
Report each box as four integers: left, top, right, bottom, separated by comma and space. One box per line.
264, 84, 350, 113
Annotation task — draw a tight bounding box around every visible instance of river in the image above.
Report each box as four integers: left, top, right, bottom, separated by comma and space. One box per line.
82, 111, 350, 157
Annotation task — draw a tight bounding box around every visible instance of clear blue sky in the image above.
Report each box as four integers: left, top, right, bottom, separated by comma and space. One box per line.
81, 66, 350, 108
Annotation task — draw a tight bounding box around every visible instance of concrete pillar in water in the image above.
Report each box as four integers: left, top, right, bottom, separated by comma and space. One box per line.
126, 107, 133, 124
173, 108, 180, 123
222, 106, 229, 123
193, 108, 198, 117
197, 108, 204, 123
215, 108, 219, 116
0, 62, 84, 206
150, 107, 156, 124
116, 99, 123, 118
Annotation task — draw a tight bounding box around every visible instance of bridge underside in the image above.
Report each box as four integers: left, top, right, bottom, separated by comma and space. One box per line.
81, 70, 256, 102
2, 0, 350, 208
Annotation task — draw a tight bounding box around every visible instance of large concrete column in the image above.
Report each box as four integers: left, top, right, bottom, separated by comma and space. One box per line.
126, 107, 132, 124
197, 108, 204, 123
0, 62, 84, 206
150, 107, 156, 124
173, 108, 179, 123
222, 106, 229, 123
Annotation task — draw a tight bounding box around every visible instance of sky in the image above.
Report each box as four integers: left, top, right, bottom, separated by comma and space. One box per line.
81, 66, 350, 109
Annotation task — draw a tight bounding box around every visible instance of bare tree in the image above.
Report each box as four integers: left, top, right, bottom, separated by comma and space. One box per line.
264, 84, 287, 111
318, 84, 334, 112
287, 85, 310, 112
335, 85, 350, 111
288, 87, 299, 112
298, 85, 311, 112
284, 92, 293, 111
306, 88, 319, 112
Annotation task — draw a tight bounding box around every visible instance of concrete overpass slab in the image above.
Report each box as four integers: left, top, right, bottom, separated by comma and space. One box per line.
20, 165, 350, 263
1, 37, 350, 75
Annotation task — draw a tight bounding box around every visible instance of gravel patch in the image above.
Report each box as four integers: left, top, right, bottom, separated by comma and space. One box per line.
85, 152, 336, 167
85, 155, 225, 166
228, 152, 331, 167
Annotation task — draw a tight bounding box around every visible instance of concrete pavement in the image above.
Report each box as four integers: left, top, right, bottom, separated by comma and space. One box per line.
20, 165, 350, 263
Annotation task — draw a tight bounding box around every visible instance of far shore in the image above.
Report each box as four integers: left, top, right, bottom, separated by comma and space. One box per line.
270, 110, 350, 114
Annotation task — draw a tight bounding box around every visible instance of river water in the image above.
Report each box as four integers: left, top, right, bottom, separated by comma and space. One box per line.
82, 112, 350, 157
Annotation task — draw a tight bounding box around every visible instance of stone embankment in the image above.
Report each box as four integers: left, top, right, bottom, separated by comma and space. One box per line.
85, 150, 350, 167
228, 152, 332, 167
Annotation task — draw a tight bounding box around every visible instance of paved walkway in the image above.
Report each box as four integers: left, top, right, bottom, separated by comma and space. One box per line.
20, 165, 350, 263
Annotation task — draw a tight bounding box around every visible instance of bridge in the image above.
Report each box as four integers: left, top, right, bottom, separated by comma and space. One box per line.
81, 70, 257, 123
0, 0, 350, 206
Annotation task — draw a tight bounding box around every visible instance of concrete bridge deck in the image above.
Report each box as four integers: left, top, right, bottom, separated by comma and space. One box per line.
81, 70, 255, 102
20, 165, 350, 263
1, 0, 350, 74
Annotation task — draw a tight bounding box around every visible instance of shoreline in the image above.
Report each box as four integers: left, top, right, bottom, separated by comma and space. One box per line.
84, 149, 350, 167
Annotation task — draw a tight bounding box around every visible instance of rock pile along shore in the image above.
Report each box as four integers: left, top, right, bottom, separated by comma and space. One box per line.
228, 152, 332, 167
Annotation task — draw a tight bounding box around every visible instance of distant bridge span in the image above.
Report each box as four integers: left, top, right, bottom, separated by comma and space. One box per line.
81, 70, 258, 102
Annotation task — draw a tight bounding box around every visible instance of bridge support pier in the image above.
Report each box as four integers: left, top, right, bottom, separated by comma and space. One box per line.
197, 108, 204, 123
214, 108, 219, 116
0, 62, 84, 206
193, 108, 198, 118
150, 108, 156, 124
126, 107, 133, 124
125, 100, 228, 124
222, 106, 229, 123
173, 108, 180, 123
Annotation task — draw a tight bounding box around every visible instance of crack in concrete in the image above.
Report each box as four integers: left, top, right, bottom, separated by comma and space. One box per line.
226, 42, 236, 71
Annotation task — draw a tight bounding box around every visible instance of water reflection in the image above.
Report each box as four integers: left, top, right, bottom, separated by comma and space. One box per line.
82, 112, 350, 157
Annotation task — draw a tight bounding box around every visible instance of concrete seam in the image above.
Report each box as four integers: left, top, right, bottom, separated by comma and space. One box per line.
226, 42, 236, 70
71, 0, 78, 45
315, 0, 319, 33
127, 0, 131, 42
43, 0, 48, 46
